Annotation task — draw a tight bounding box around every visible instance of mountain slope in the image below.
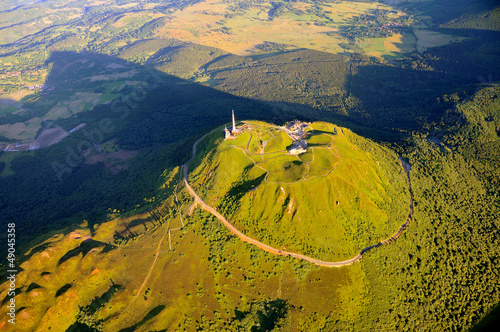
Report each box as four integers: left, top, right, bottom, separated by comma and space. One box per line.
187, 120, 410, 261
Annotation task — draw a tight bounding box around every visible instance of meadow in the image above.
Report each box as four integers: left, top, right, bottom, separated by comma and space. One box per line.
151, 0, 424, 58
188, 121, 410, 261
0, 117, 42, 141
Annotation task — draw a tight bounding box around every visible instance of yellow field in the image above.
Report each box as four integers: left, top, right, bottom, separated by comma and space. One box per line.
50, 0, 458, 59
89, 70, 137, 81
44, 104, 73, 120
0, 117, 42, 141
150, 0, 412, 56
384, 33, 417, 53
113, 12, 163, 28
0, 90, 33, 101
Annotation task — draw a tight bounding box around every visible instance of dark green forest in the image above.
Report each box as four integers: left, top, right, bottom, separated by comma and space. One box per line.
357, 86, 500, 331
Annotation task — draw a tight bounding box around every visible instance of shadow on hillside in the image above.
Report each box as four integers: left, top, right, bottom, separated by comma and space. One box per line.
408, 0, 499, 27
0, 50, 299, 249
337, 28, 499, 136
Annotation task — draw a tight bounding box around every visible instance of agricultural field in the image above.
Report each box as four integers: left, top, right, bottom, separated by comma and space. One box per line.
0, 104, 18, 116
44, 92, 104, 121
36, 126, 69, 148
0, 117, 42, 141
413, 28, 468, 52
150, 0, 432, 58
0, 0, 472, 103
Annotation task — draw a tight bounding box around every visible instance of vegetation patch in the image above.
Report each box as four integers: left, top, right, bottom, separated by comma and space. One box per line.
58, 239, 115, 265
0, 117, 42, 141
55, 283, 72, 297
189, 120, 409, 261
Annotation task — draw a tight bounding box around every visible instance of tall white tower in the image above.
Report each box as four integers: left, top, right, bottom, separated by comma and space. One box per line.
232, 109, 236, 133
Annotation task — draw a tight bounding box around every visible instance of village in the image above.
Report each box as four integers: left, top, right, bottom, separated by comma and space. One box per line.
339, 8, 413, 39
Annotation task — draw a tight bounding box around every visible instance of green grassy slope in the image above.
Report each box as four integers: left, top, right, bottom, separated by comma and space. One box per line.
0, 165, 369, 331
188, 121, 410, 261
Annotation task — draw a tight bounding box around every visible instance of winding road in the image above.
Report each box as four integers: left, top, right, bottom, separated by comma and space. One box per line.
183, 131, 414, 267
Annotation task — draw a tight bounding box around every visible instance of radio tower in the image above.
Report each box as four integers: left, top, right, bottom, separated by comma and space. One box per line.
232, 109, 236, 133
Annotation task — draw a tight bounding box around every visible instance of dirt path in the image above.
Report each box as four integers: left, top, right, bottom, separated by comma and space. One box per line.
116, 217, 171, 322
183, 132, 414, 268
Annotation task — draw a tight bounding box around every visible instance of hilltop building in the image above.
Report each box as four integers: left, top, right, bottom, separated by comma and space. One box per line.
284, 120, 309, 155
288, 140, 308, 155
224, 125, 233, 139
224, 110, 241, 140
284, 120, 310, 141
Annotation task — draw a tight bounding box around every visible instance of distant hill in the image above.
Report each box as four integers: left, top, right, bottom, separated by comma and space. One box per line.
441, 6, 500, 31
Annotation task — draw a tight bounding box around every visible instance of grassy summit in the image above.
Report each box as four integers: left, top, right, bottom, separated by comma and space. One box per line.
188, 120, 410, 261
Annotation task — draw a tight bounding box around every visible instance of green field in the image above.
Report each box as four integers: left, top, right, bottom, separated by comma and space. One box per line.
99, 139, 120, 153
0, 104, 18, 116
263, 131, 293, 154
0, 117, 42, 141
307, 132, 334, 146
305, 148, 340, 179
188, 121, 409, 261
262, 154, 306, 182
0, 151, 34, 177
